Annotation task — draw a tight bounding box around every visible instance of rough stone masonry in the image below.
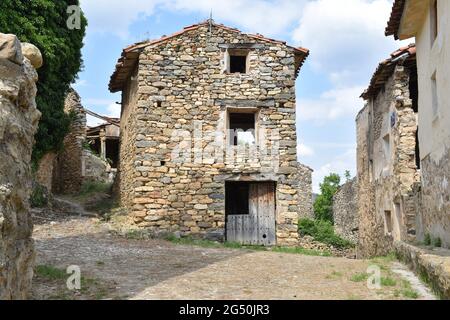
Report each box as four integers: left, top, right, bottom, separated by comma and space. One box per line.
0, 33, 42, 299
109, 21, 312, 246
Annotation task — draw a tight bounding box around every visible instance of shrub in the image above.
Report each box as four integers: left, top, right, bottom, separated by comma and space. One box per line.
298, 218, 353, 249
432, 237, 442, 248
30, 183, 48, 208
424, 233, 431, 246
79, 181, 112, 197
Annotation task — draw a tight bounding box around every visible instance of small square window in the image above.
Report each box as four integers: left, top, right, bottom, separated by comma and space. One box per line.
228, 49, 249, 74
228, 112, 256, 146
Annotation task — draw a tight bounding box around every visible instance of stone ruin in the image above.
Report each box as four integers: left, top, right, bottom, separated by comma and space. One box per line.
35, 88, 119, 196
0, 33, 42, 299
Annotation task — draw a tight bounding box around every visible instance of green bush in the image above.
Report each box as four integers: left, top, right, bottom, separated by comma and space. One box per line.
79, 181, 112, 197
424, 233, 431, 246
432, 237, 442, 248
30, 183, 48, 208
313, 173, 341, 223
298, 218, 353, 249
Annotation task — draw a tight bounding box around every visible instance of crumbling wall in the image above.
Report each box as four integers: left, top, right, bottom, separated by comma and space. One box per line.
53, 89, 86, 194
83, 149, 116, 184
34, 152, 57, 192
333, 178, 359, 243
0, 33, 42, 299
357, 65, 419, 258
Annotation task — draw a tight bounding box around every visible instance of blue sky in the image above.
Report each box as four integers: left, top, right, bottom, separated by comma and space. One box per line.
75, 0, 408, 192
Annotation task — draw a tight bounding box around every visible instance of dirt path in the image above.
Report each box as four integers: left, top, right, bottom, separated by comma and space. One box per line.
32, 213, 435, 300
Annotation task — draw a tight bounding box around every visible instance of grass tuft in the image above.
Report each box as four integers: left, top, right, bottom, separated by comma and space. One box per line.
165, 234, 331, 256
350, 272, 368, 282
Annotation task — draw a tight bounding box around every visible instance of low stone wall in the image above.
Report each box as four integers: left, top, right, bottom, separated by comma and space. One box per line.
297, 163, 314, 219
395, 241, 450, 299
333, 178, 358, 243
0, 33, 42, 299
35, 152, 57, 192
83, 149, 116, 184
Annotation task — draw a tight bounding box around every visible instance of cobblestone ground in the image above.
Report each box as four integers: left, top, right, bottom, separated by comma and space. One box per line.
32, 213, 434, 300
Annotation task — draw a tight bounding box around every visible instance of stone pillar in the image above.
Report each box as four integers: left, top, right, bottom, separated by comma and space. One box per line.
100, 128, 106, 160
0, 33, 42, 299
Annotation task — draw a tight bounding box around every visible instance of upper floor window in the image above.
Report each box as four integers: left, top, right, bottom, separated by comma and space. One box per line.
431, 0, 438, 46
227, 49, 249, 74
228, 111, 256, 146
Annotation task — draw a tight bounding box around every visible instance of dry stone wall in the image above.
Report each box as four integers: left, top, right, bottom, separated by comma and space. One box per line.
333, 178, 359, 243
0, 34, 41, 299
119, 24, 309, 245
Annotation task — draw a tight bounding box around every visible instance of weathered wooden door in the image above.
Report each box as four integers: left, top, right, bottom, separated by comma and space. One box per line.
226, 182, 276, 246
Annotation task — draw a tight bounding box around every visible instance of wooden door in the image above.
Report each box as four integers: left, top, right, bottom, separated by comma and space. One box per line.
226, 182, 276, 246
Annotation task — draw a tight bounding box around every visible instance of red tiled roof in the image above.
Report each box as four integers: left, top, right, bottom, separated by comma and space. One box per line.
361, 43, 416, 100
109, 21, 309, 92
385, 0, 406, 39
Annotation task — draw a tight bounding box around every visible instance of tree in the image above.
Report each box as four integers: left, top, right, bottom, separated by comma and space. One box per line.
313, 173, 341, 223
344, 170, 351, 182
0, 0, 87, 163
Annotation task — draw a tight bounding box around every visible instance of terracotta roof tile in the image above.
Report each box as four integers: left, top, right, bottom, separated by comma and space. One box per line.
385, 0, 406, 39
361, 43, 416, 100
109, 21, 309, 92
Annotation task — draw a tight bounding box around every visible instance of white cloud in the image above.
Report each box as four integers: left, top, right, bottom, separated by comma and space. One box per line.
80, 0, 163, 38
80, 0, 307, 39
297, 86, 365, 123
106, 103, 121, 118
167, 0, 306, 37
293, 0, 405, 85
298, 143, 315, 157
312, 148, 356, 193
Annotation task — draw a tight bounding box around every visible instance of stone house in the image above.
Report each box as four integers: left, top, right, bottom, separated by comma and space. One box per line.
356, 45, 419, 257
109, 21, 312, 246
386, 0, 450, 248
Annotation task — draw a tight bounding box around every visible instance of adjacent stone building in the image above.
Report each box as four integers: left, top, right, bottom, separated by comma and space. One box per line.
333, 178, 359, 243
109, 21, 311, 246
386, 0, 450, 249
357, 45, 419, 257
0, 34, 42, 299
